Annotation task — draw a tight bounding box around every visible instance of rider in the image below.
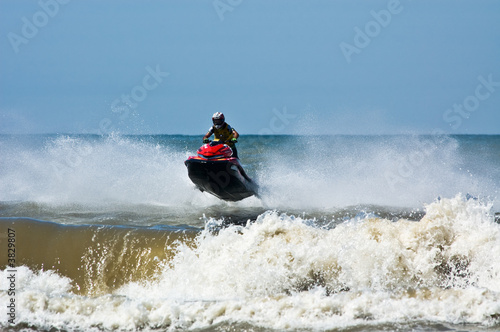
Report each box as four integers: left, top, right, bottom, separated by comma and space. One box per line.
203, 112, 240, 158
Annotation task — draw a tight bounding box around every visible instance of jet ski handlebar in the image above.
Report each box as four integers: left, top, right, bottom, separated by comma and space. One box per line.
205, 140, 233, 146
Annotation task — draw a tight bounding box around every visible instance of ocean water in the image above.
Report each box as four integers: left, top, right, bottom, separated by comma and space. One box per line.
0, 134, 499, 331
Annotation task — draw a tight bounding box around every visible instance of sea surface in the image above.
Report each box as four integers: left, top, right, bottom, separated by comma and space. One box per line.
1, 134, 499, 331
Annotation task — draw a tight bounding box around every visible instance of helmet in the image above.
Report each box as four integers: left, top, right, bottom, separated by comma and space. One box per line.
212, 112, 225, 129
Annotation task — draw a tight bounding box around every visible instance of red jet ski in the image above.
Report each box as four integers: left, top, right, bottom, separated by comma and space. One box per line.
184, 141, 258, 201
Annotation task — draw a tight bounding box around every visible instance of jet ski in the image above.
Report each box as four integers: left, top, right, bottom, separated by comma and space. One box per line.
184, 140, 258, 201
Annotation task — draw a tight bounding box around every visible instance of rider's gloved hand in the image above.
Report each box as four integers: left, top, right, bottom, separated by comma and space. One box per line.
230, 138, 238, 144
203, 138, 210, 143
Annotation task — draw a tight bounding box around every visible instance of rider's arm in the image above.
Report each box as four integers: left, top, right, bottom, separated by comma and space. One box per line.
232, 129, 239, 139
203, 129, 213, 143
203, 127, 214, 141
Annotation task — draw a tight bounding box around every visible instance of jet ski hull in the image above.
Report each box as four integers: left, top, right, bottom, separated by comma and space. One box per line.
185, 157, 258, 201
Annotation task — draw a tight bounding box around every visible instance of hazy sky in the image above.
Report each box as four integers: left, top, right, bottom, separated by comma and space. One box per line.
1, 0, 499, 135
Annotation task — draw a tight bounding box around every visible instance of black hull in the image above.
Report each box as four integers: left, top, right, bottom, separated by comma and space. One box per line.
185, 159, 258, 201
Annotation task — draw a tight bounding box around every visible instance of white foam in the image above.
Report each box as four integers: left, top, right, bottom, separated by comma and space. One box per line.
255, 135, 498, 210
3, 195, 500, 330
1, 135, 498, 211
0, 135, 215, 207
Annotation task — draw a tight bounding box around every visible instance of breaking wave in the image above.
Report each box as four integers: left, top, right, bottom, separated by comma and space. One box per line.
1, 195, 500, 330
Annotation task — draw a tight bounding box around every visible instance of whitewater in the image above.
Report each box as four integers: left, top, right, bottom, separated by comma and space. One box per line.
1, 134, 499, 331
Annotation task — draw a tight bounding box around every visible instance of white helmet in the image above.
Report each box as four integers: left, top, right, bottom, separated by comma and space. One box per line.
212, 112, 225, 129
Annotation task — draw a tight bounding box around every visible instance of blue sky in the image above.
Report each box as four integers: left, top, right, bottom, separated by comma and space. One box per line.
1, 0, 499, 135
